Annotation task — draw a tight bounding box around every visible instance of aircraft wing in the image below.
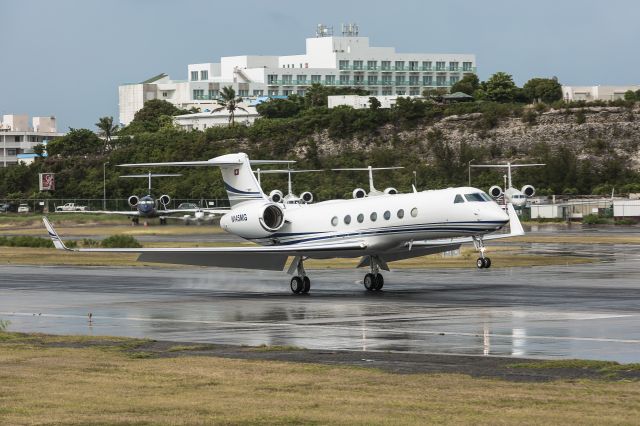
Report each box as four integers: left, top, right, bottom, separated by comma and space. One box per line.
43, 217, 366, 271
158, 208, 229, 216
409, 203, 524, 247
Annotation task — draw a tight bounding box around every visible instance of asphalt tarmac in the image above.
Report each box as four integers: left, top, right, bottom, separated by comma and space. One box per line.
1, 239, 640, 363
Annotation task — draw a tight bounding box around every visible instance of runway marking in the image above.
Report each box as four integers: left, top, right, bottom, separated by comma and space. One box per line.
3, 311, 640, 345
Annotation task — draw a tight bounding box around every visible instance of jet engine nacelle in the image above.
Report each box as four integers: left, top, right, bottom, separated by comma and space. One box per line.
521, 185, 535, 197
384, 187, 398, 195
353, 188, 367, 199
128, 195, 139, 207
269, 190, 283, 203
489, 186, 503, 198
159, 194, 171, 207
300, 191, 313, 203
220, 202, 285, 239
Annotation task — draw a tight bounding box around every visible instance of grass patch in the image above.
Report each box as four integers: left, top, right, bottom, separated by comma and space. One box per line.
0, 235, 54, 248
1, 338, 640, 424
510, 359, 640, 373
167, 344, 217, 352
100, 234, 142, 248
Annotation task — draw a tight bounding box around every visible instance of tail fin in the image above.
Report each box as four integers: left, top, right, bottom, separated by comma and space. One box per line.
215, 153, 267, 207
43, 217, 70, 250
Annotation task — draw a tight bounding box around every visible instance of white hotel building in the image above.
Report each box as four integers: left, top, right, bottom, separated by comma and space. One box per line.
119, 25, 476, 125
0, 114, 62, 167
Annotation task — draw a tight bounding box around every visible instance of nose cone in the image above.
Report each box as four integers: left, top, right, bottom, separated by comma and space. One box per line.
488, 204, 509, 227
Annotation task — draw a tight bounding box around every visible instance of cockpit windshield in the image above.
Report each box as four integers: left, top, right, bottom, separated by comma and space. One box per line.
464, 192, 492, 202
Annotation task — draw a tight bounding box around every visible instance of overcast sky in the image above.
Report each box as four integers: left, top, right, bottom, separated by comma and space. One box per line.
1, 0, 639, 130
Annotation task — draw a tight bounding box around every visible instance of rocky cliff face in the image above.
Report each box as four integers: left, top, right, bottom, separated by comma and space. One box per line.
305, 106, 640, 169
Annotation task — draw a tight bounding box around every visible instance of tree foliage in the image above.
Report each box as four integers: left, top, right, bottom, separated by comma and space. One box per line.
123, 99, 187, 133
476, 72, 518, 103
450, 74, 480, 96
213, 86, 248, 125
523, 78, 563, 103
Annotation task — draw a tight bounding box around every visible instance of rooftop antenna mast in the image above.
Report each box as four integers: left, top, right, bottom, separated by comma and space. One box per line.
341, 22, 359, 37
316, 24, 333, 37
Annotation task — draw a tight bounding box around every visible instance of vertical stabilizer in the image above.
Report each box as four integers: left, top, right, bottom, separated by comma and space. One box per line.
214, 153, 267, 207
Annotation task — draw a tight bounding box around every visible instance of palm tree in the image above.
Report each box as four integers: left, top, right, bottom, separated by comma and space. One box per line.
212, 86, 247, 126
95, 116, 119, 153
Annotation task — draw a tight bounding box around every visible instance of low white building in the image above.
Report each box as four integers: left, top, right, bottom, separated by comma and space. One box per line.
562, 85, 640, 102
173, 106, 260, 131
0, 114, 62, 167
328, 95, 417, 109
119, 24, 476, 125
613, 199, 640, 218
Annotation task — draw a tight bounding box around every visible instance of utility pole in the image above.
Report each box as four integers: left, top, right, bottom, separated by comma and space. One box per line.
468, 159, 475, 186
103, 161, 109, 210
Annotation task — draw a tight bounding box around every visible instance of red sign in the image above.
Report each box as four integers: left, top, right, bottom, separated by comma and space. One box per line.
39, 173, 55, 191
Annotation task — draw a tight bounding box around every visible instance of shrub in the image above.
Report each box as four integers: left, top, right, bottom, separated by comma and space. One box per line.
0, 236, 53, 248
583, 214, 606, 225
521, 110, 537, 125
575, 110, 586, 124
101, 235, 142, 248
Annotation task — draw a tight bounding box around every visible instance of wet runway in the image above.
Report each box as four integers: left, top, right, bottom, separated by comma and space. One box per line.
1, 240, 640, 362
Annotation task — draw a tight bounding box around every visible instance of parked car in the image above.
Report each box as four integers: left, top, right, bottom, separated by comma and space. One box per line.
55, 203, 88, 212
17, 203, 30, 213
177, 202, 199, 210
0, 203, 16, 213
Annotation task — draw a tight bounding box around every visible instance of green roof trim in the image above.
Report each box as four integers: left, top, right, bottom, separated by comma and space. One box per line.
140, 73, 168, 84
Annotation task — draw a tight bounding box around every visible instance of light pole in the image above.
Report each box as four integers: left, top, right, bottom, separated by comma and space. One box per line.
412, 170, 417, 188
468, 158, 475, 186
103, 161, 109, 210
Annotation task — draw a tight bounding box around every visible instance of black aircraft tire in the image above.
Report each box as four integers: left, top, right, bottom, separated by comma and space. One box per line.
476, 258, 485, 269
290, 277, 303, 294
374, 273, 384, 291
364, 273, 375, 291
484, 258, 492, 268
302, 276, 311, 294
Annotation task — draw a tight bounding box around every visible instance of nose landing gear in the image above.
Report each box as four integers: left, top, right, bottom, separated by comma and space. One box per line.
473, 236, 492, 269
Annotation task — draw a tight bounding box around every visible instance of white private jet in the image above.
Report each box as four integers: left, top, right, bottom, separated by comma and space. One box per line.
471, 162, 545, 208
255, 168, 323, 205
43, 152, 524, 294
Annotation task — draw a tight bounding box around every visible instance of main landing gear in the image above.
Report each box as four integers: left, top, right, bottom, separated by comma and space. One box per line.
473, 236, 492, 269
363, 255, 385, 292
131, 217, 139, 226
289, 256, 311, 295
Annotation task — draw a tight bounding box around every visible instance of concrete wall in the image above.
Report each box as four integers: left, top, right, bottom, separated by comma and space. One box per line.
1, 114, 29, 131
563, 85, 640, 101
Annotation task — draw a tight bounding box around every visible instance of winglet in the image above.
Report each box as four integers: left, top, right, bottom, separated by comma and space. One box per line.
42, 217, 70, 250
506, 203, 525, 237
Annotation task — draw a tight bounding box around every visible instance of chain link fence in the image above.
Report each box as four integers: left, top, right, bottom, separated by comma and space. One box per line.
0, 198, 230, 213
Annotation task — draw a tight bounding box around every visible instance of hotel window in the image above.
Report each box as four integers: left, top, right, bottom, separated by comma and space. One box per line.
395, 75, 406, 85
409, 61, 419, 71
423, 75, 433, 85
296, 75, 307, 84
463, 62, 473, 71
409, 88, 420, 96
162, 91, 168, 97
450, 76, 460, 85
282, 75, 292, 84
394, 61, 405, 70
193, 89, 204, 99
436, 75, 446, 86
436, 61, 446, 71
200, 70, 208, 80
381, 61, 391, 70
325, 75, 336, 85
297, 90, 305, 96
268, 89, 279, 96
354, 75, 364, 85
7, 148, 16, 156
367, 60, 377, 70
369, 89, 378, 95
409, 75, 419, 85
353, 60, 363, 70
208, 89, 218, 98
14, 136, 22, 142
422, 61, 432, 70
311, 75, 321, 83
283, 89, 292, 96
382, 88, 392, 95
190, 71, 198, 81
267, 74, 278, 84
368, 75, 378, 85
396, 89, 406, 95
449, 62, 459, 71
253, 89, 263, 96
339, 75, 350, 85
381, 75, 392, 85
238, 89, 248, 96
339, 60, 349, 70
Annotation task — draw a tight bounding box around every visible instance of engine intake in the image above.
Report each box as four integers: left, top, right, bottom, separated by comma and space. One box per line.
128, 195, 139, 207
353, 188, 367, 199
521, 185, 535, 197
219, 202, 286, 239
260, 204, 284, 232
489, 185, 503, 198
269, 190, 283, 203
300, 191, 313, 203
159, 194, 171, 207
384, 187, 398, 195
